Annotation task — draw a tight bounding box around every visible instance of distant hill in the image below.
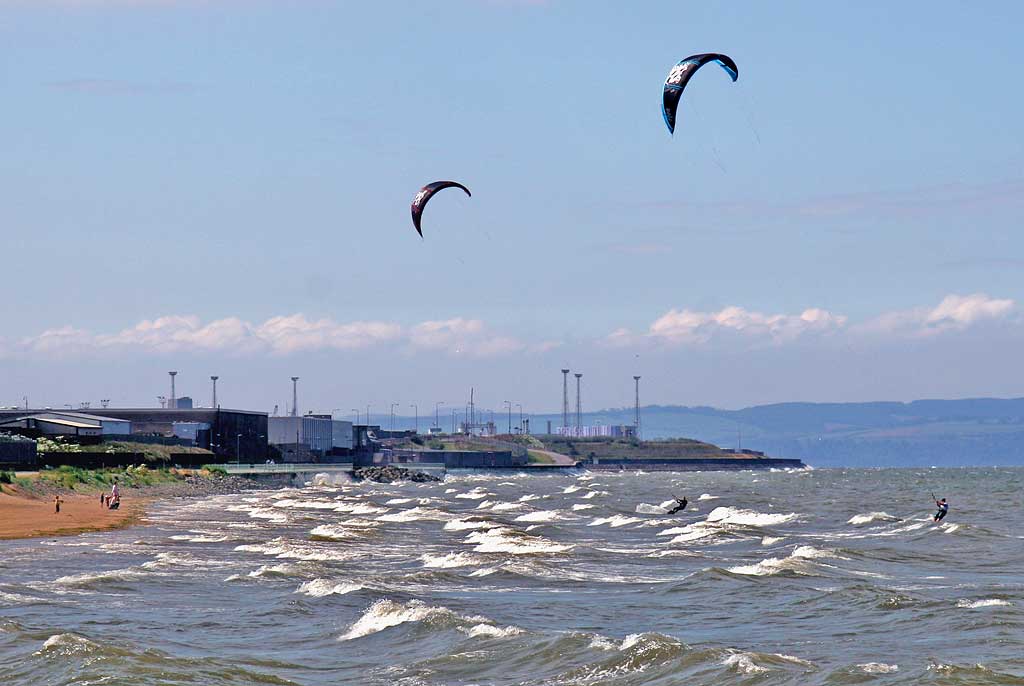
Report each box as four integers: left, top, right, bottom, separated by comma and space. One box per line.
525, 398, 1024, 467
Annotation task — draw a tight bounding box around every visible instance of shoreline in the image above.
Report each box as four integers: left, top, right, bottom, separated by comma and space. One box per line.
0, 472, 268, 541
0, 489, 147, 540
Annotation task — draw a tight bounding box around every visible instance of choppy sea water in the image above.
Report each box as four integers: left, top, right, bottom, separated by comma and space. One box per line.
1, 467, 1022, 685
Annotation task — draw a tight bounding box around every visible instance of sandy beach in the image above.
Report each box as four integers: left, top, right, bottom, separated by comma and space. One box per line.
0, 489, 144, 540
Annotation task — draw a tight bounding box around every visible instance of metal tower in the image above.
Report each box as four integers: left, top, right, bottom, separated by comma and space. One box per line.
574, 373, 583, 435
168, 371, 177, 409
633, 375, 641, 439
561, 369, 570, 432
290, 377, 299, 417
211, 376, 219, 409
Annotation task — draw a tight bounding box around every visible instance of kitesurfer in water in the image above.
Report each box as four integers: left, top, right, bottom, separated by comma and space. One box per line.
667, 496, 688, 515
933, 498, 949, 522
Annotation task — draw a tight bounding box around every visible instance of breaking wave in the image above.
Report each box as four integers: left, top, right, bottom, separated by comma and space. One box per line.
296, 579, 363, 597
464, 528, 572, 555
338, 599, 492, 641
706, 506, 798, 527
847, 511, 900, 525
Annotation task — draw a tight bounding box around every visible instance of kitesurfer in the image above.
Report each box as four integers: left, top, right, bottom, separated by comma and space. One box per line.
667, 496, 688, 514
933, 498, 949, 522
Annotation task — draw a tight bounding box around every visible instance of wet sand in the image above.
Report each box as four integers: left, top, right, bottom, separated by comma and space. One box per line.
0, 490, 144, 540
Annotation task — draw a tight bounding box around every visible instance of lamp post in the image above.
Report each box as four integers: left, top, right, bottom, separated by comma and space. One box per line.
516, 403, 523, 434
503, 400, 512, 435
236, 433, 242, 465
434, 401, 444, 430
390, 403, 399, 432
366, 405, 371, 428
410, 404, 418, 433
351, 409, 360, 425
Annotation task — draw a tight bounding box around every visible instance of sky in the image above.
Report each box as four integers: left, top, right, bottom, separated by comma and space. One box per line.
1, 0, 1023, 416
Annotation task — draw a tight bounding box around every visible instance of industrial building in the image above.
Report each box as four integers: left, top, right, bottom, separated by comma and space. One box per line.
268, 415, 353, 461
0, 407, 268, 462
0, 415, 104, 440
555, 425, 637, 438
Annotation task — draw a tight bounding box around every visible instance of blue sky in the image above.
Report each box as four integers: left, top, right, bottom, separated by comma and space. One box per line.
1, 0, 1023, 415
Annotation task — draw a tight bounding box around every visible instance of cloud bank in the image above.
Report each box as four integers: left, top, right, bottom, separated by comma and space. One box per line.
607, 293, 1014, 348
2, 294, 1014, 360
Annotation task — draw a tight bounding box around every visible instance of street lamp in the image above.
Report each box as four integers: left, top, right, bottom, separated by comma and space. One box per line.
236, 433, 242, 465
503, 400, 512, 435
434, 401, 444, 430
410, 404, 418, 433
351, 408, 360, 425
516, 403, 523, 434
390, 402, 399, 432
366, 404, 371, 427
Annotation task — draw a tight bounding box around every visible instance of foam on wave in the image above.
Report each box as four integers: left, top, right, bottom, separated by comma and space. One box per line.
464, 527, 572, 555
727, 546, 837, 577
338, 599, 495, 641
421, 552, 482, 569
296, 579, 363, 597
706, 506, 798, 527
847, 512, 900, 525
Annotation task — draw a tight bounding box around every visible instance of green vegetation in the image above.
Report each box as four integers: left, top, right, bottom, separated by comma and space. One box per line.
38, 465, 185, 491
0, 470, 12, 484
36, 439, 212, 463
526, 450, 555, 465
202, 464, 229, 476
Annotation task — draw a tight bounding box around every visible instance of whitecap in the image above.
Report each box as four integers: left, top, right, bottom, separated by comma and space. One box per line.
847, 511, 900, 525
514, 510, 564, 523
727, 545, 836, 576
571, 504, 594, 511
957, 598, 1011, 609
589, 515, 642, 528
464, 528, 572, 555
247, 563, 302, 579
34, 633, 98, 656
338, 599, 488, 641
857, 663, 899, 673
635, 503, 668, 515
721, 653, 767, 674
420, 552, 482, 569
462, 623, 523, 638
706, 506, 797, 527
698, 493, 717, 501
296, 579, 362, 597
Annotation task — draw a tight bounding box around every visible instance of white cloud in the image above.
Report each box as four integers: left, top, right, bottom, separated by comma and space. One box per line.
862, 293, 1014, 337
8, 314, 545, 359
645, 305, 847, 345
613, 294, 1015, 349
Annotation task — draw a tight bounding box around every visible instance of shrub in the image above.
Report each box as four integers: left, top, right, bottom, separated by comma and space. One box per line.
203, 464, 228, 477
0, 471, 13, 484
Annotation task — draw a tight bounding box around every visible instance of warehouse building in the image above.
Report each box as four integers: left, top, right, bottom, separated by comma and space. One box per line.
0, 408, 268, 462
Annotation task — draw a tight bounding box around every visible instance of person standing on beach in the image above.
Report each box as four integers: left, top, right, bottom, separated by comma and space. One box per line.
54, 495, 64, 514
110, 479, 119, 509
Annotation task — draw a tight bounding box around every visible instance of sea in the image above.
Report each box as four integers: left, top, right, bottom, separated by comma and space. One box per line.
1, 467, 1022, 685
